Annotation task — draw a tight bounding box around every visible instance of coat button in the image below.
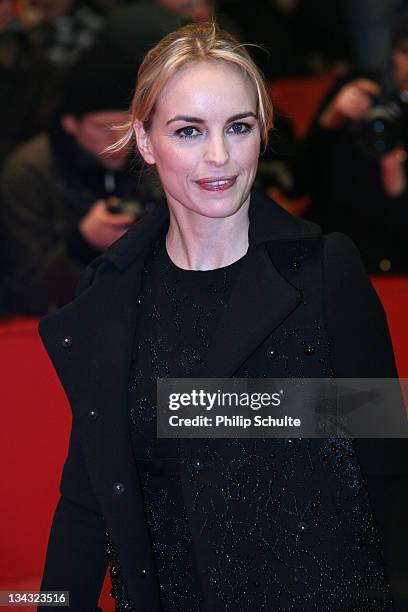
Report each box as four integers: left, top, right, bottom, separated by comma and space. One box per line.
88, 409, 98, 420
303, 344, 316, 356
113, 482, 125, 495
267, 346, 277, 359
141, 568, 148, 576
193, 459, 204, 471
61, 336, 73, 348
291, 259, 301, 270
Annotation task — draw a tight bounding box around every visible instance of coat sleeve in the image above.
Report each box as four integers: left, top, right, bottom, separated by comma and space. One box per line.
38, 421, 108, 612
323, 231, 400, 378
323, 231, 408, 611
0, 145, 101, 315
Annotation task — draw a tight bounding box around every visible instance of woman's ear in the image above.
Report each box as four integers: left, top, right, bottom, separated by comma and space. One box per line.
133, 120, 155, 165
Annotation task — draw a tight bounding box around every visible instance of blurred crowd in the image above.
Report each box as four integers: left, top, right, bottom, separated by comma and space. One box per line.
0, 0, 408, 315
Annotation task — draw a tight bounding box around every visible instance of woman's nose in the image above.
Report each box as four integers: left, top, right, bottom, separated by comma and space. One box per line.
203, 134, 229, 166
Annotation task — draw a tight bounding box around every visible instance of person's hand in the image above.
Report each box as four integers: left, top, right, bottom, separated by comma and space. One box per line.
79, 198, 136, 251
320, 79, 381, 130
379, 146, 407, 198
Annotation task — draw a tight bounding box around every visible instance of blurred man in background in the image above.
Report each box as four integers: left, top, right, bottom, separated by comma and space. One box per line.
286, 13, 408, 274
0, 40, 163, 315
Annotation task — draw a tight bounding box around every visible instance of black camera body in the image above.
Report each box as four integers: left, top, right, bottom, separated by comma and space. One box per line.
353, 96, 404, 160
106, 199, 146, 219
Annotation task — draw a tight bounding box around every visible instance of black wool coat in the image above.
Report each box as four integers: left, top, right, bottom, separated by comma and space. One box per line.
38, 190, 408, 611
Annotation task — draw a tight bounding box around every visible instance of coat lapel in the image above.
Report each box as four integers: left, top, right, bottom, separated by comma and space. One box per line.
191, 243, 302, 378
189, 190, 320, 378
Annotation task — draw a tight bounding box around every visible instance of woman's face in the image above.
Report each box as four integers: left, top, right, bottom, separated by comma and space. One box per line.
134, 60, 261, 220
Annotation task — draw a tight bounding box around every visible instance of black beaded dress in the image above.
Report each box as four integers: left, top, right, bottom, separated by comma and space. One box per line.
126, 237, 394, 612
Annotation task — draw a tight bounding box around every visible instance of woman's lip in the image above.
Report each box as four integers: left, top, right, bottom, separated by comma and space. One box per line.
195, 176, 237, 191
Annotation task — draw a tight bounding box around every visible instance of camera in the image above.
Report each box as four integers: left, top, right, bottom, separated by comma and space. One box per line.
107, 199, 146, 220
353, 96, 404, 160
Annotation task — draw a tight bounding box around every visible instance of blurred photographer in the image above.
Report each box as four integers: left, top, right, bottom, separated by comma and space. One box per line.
0, 39, 163, 315
289, 13, 408, 274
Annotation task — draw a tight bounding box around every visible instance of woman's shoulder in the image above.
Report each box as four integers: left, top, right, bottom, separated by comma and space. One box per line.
249, 189, 322, 245
322, 232, 389, 347
321, 231, 381, 308
322, 231, 365, 269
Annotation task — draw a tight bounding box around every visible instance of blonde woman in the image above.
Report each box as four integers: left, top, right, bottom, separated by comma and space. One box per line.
39, 22, 407, 612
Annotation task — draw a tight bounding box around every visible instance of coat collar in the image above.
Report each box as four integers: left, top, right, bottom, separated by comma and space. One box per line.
88, 189, 321, 273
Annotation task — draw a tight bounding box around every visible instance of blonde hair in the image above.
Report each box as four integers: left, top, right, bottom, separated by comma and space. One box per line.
109, 21, 273, 153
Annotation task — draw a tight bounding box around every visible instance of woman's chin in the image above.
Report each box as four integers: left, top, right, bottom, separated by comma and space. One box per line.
178, 185, 250, 219
188, 198, 248, 219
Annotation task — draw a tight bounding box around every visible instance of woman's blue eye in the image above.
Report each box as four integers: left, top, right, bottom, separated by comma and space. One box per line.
176, 126, 199, 139
228, 122, 251, 134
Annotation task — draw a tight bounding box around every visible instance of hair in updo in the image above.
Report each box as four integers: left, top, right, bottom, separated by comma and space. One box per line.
109, 21, 273, 152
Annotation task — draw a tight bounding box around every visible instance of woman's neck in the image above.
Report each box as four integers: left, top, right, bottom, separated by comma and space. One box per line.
165, 197, 250, 270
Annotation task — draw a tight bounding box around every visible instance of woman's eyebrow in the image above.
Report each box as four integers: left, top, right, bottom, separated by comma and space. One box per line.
165, 111, 257, 126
